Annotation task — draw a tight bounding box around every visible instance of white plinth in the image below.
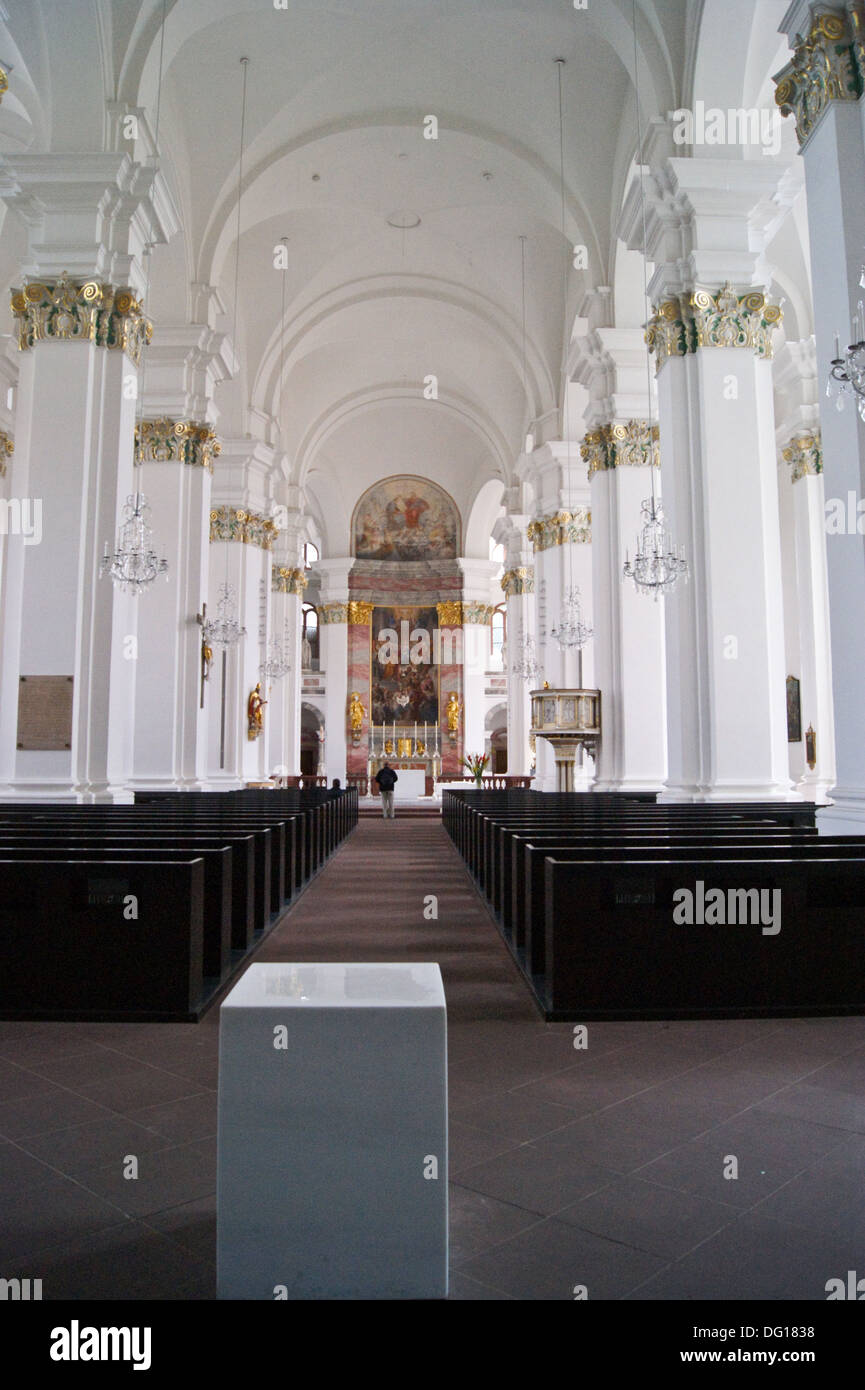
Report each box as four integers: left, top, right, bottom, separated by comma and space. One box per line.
217, 962, 448, 1300
393, 769, 426, 799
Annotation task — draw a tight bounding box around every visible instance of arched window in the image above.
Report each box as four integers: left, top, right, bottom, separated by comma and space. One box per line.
491, 603, 506, 657
302, 604, 319, 666
489, 539, 505, 564
304, 541, 319, 568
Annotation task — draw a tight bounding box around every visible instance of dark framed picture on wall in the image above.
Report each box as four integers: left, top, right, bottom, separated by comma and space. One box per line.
786, 675, 802, 743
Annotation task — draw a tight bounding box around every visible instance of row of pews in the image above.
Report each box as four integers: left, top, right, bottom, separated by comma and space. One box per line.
0, 786, 357, 1022
443, 789, 865, 1020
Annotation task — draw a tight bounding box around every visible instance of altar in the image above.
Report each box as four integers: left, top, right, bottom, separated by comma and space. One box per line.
392, 768, 427, 800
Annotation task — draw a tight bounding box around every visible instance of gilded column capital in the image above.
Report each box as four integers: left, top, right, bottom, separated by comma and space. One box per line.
0, 67, 8, 104
209, 506, 278, 550
646, 284, 782, 372
463, 602, 494, 624
501, 566, 534, 596
782, 430, 823, 482
527, 508, 591, 552
437, 600, 464, 626
318, 602, 349, 625
582, 421, 659, 478
0, 429, 13, 477
347, 600, 374, 624
10, 276, 152, 366
272, 565, 308, 595
774, 7, 864, 148
136, 419, 221, 471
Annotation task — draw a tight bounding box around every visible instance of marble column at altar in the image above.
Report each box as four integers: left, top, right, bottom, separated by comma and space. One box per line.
128, 420, 220, 790
267, 506, 306, 782
782, 428, 836, 801
522, 442, 595, 791
436, 601, 464, 778
620, 144, 800, 801
317, 559, 353, 784
494, 506, 533, 777
0, 154, 178, 799
572, 288, 666, 792
346, 601, 372, 782
775, 2, 865, 828
206, 442, 279, 787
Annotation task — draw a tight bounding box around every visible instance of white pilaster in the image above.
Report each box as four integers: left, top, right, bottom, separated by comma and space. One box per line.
317, 559, 353, 785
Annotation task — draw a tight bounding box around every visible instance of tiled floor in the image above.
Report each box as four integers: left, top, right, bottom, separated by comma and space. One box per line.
2, 818, 865, 1300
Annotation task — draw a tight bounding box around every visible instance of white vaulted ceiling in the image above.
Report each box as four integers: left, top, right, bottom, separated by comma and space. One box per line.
1, 0, 805, 553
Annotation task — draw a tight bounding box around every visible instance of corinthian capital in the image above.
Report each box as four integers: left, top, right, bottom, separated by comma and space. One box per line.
774, 5, 864, 147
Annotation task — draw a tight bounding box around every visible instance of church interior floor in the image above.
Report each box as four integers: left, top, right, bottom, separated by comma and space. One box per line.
2, 817, 865, 1301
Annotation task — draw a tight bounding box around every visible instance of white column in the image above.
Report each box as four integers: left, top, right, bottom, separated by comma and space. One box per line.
524, 442, 594, 790
494, 508, 533, 776
621, 151, 800, 801
206, 441, 279, 788
776, 2, 865, 829
588, 433, 667, 791
317, 559, 353, 784
783, 432, 836, 801
0, 154, 178, 800
268, 556, 306, 781
459, 558, 499, 769
572, 298, 667, 792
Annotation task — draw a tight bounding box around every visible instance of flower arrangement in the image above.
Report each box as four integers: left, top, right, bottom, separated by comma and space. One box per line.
463, 752, 489, 787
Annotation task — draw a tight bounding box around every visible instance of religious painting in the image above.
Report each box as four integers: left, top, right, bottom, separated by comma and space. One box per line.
371, 606, 439, 725
786, 675, 802, 743
353, 476, 460, 561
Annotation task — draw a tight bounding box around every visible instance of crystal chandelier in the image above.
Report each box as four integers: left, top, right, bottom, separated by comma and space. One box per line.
260, 629, 290, 682
621, 0, 687, 599
826, 305, 865, 419
512, 632, 540, 685
100, 493, 168, 595
623, 497, 688, 600
551, 586, 593, 649
203, 583, 246, 648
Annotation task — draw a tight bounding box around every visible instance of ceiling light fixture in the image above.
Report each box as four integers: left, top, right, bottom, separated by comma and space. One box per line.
622, 0, 688, 600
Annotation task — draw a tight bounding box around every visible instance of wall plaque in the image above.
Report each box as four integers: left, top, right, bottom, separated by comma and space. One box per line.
17, 675, 74, 750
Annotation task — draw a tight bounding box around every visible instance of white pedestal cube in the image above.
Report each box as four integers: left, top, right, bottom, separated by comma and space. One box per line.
217, 962, 448, 1299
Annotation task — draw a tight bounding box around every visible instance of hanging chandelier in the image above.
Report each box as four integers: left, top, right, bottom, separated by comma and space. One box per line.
826, 304, 865, 419
512, 632, 540, 685
550, 586, 592, 649
203, 583, 246, 648
100, 493, 167, 595
621, 0, 687, 599
260, 629, 290, 682
623, 497, 688, 600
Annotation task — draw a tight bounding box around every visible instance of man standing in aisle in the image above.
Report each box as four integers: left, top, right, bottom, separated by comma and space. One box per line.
375, 761, 398, 819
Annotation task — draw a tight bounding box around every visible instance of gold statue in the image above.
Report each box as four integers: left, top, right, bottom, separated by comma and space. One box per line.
446, 692, 461, 734
348, 691, 365, 734
247, 682, 267, 740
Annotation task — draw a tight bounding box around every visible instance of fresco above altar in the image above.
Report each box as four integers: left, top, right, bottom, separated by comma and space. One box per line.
353, 476, 460, 561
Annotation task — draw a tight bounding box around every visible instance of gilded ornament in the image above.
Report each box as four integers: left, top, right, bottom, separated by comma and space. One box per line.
347, 601, 374, 624
10, 276, 152, 366
0, 66, 8, 103
646, 284, 782, 372
528, 508, 591, 551
463, 602, 494, 625
774, 7, 863, 147
501, 566, 534, 596
209, 505, 278, 550
0, 429, 13, 477
582, 420, 660, 477
782, 430, 823, 483
437, 600, 464, 626
272, 566, 308, 595
317, 602, 349, 624
136, 419, 221, 471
